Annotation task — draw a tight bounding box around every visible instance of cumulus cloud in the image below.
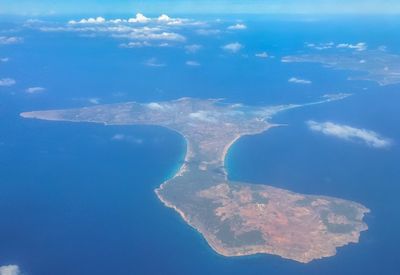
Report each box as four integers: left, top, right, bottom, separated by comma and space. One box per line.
40, 13, 199, 50
227, 23, 247, 30
186, 60, 200, 66
255, 52, 268, 58
1, 57, 9, 62
67, 13, 189, 26
68, 16, 106, 24
222, 42, 243, 53
146, 102, 164, 110
306, 42, 334, 50
0, 36, 23, 45
144, 32, 185, 42
113, 29, 185, 42
185, 44, 202, 53
156, 14, 186, 25
26, 86, 46, 94
157, 14, 171, 21
288, 77, 312, 84
128, 13, 150, 23
307, 120, 392, 149
336, 42, 367, 51
144, 58, 165, 67
306, 42, 367, 51
0, 265, 21, 275
0, 78, 16, 87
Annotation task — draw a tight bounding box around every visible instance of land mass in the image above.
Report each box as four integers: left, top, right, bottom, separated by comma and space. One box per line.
283, 50, 400, 86
21, 96, 369, 263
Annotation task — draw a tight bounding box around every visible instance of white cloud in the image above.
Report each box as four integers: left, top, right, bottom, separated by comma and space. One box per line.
145, 32, 185, 42
288, 77, 312, 84
0, 36, 23, 45
186, 60, 200, 66
113, 30, 186, 42
0, 78, 16, 87
109, 19, 123, 24
144, 58, 165, 67
307, 120, 392, 149
281, 56, 293, 63
222, 42, 243, 53
128, 13, 150, 23
196, 29, 220, 36
146, 102, 164, 110
158, 14, 171, 21
157, 14, 180, 24
68, 16, 106, 24
1, 57, 9, 62
119, 41, 151, 48
306, 42, 367, 51
227, 23, 247, 30
306, 42, 334, 50
68, 13, 187, 26
119, 41, 171, 48
336, 42, 367, 51
185, 44, 202, 53
0, 265, 21, 275
322, 93, 352, 101
158, 42, 170, 47
46, 13, 199, 49
88, 97, 100, 104
24, 18, 43, 25
255, 52, 268, 58
26, 86, 46, 94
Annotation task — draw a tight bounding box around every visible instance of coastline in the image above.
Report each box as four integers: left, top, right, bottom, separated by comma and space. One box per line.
154, 124, 278, 258
20, 96, 370, 264
220, 124, 282, 169
153, 122, 370, 263
154, 127, 250, 250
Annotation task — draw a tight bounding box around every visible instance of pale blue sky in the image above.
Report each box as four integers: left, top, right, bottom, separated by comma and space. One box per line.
1, 0, 400, 15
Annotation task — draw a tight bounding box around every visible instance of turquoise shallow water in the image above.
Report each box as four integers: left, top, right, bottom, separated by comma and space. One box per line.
0, 15, 400, 274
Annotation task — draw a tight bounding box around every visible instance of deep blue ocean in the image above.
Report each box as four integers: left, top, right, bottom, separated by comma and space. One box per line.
1, 15, 400, 274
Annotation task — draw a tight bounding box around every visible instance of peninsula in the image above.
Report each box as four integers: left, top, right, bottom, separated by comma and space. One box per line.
21, 97, 369, 263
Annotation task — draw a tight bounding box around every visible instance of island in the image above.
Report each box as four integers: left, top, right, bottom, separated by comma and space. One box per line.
282, 50, 400, 86
21, 96, 369, 263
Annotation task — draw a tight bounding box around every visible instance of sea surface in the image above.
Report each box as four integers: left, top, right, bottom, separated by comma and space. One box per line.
0, 15, 400, 274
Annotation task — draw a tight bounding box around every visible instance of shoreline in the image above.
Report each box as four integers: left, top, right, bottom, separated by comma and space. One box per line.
20, 96, 370, 263
153, 128, 253, 253
154, 124, 278, 258
153, 122, 370, 262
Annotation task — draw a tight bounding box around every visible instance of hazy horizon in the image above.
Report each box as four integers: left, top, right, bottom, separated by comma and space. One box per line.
1, 0, 400, 16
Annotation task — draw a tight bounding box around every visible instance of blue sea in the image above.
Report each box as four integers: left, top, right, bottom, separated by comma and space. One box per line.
1, 15, 400, 274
